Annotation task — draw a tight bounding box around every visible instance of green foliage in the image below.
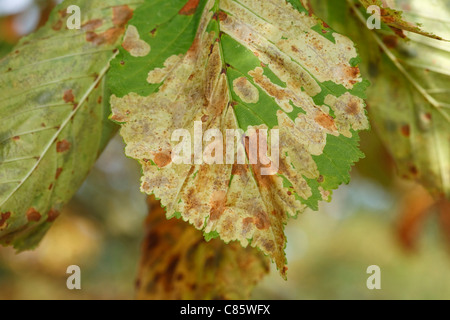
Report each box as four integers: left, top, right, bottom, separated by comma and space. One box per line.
0, 0, 143, 249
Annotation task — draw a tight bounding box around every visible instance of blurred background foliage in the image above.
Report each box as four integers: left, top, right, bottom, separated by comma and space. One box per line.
1, 0, 450, 300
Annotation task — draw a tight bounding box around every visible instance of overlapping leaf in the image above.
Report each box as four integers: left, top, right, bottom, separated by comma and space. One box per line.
310, 0, 450, 199
109, 0, 369, 276
0, 0, 143, 249
136, 196, 269, 300
359, 0, 445, 40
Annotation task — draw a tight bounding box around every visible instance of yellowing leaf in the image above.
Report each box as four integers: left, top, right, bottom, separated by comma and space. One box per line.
359, 0, 446, 40
310, 0, 450, 198
136, 196, 269, 300
109, 0, 369, 277
0, 0, 142, 249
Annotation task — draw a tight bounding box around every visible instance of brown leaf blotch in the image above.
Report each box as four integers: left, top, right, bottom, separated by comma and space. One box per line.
315, 112, 337, 131
154, 151, 172, 168
55, 167, 63, 180
56, 139, 71, 153
112, 5, 133, 27
383, 35, 398, 49
26, 208, 41, 222
218, 11, 228, 22
179, 0, 201, 15
209, 191, 227, 221
255, 211, 270, 230
52, 20, 63, 31
401, 124, 411, 137
0, 212, 11, 228
82, 19, 103, 32
345, 100, 360, 115
47, 209, 60, 222
63, 89, 75, 103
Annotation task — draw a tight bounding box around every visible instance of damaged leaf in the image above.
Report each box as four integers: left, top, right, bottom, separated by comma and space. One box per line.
0, 0, 143, 249
136, 196, 269, 300
310, 0, 450, 199
109, 0, 369, 277
359, 0, 446, 40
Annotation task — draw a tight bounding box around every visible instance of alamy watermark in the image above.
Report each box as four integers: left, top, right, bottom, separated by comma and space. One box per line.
66, 265, 81, 290
171, 121, 279, 176
366, 5, 382, 30
66, 5, 81, 30
366, 265, 381, 290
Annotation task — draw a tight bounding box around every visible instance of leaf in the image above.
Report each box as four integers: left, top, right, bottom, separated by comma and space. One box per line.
359, 0, 446, 40
310, 0, 450, 199
0, 0, 143, 249
109, 0, 369, 277
136, 196, 269, 300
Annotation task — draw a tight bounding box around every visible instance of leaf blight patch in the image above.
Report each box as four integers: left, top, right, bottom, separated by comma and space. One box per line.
109, 0, 369, 277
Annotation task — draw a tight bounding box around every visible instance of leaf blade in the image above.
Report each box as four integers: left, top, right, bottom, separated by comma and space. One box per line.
109, 0, 369, 277
0, 0, 143, 248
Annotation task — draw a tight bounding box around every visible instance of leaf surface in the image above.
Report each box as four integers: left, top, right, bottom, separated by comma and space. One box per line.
136, 196, 269, 300
310, 0, 450, 199
359, 0, 446, 40
109, 0, 369, 276
0, 0, 142, 249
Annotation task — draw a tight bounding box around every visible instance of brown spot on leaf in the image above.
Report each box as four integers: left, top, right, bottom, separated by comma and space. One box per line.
57, 139, 71, 153
63, 89, 75, 103
47, 209, 60, 222
27, 208, 41, 222
233, 77, 259, 104
52, 20, 63, 31
154, 151, 172, 168
55, 167, 63, 180
0, 212, 11, 228
345, 66, 360, 79
112, 5, 134, 27
231, 164, 249, 176
12, 136, 20, 141
48, 183, 53, 190
210, 190, 227, 221
255, 211, 270, 230
401, 124, 411, 137
58, 9, 67, 18
346, 100, 359, 115
242, 217, 254, 233
82, 19, 103, 32
383, 35, 398, 49
98, 96, 102, 104
217, 11, 228, 22
86, 28, 124, 46
315, 112, 337, 131
179, 0, 200, 15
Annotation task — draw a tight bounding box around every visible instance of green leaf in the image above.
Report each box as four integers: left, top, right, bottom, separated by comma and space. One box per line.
310, 0, 450, 199
109, 0, 369, 277
0, 0, 143, 249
